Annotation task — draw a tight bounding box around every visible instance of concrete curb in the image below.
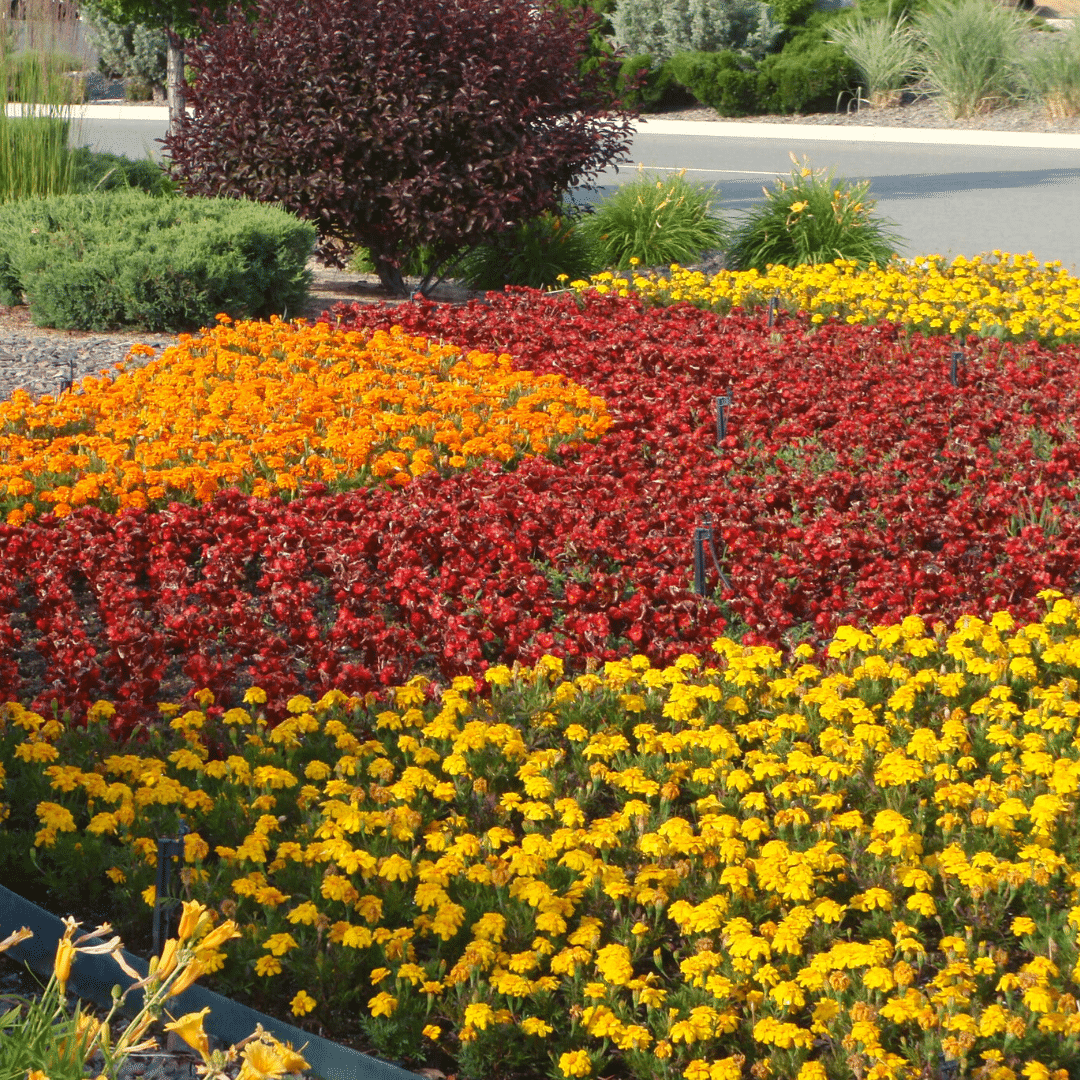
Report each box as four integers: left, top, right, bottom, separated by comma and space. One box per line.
0, 883, 422, 1080
633, 117, 1080, 149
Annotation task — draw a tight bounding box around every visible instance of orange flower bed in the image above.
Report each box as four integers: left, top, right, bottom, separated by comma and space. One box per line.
0, 315, 610, 522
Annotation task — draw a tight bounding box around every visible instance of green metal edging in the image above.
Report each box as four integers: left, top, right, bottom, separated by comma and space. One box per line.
0, 883, 423, 1080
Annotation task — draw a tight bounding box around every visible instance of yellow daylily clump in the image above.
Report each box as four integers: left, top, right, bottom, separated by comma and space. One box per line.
0, 903, 283, 1080
0, 315, 610, 523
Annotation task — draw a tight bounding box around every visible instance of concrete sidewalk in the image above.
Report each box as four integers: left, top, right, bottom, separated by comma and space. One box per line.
10, 103, 1080, 151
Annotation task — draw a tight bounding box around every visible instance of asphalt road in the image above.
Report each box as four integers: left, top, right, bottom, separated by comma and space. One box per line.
68, 111, 1080, 275
588, 123, 1080, 275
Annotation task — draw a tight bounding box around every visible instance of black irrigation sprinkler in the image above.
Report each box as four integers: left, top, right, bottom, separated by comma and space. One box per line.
55, 350, 76, 397
950, 346, 963, 387
152, 820, 191, 955
693, 514, 732, 597
715, 392, 732, 443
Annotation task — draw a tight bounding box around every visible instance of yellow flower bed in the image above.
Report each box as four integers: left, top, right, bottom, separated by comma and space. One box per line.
8, 592, 1080, 1078
571, 250, 1080, 347
0, 315, 610, 523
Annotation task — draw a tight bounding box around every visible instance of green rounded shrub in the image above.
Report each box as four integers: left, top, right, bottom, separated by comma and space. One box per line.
753, 34, 859, 113
615, 53, 687, 110
666, 49, 759, 115
0, 190, 315, 331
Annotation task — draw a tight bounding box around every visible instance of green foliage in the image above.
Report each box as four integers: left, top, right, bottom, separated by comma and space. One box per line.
615, 52, 688, 111
666, 49, 759, 114
348, 244, 439, 280
909, 0, 1030, 117
82, 0, 254, 40
764, 0, 817, 28
67, 146, 176, 197
723, 152, 906, 272
577, 169, 729, 270
548, 0, 623, 89
0, 37, 79, 203
457, 209, 602, 291
1, 49, 83, 100
78, 0, 167, 89
0, 190, 315, 330
610, 0, 786, 64
753, 32, 859, 113
0, 117, 73, 203
660, 31, 857, 117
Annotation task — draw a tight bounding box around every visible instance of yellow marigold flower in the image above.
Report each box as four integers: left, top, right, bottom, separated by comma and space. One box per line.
290, 990, 317, 1016
521, 1017, 553, 1037
594, 943, 634, 985
254, 956, 282, 977
262, 933, 297, 956
368, 991, 397, 1018
559, 1050, 592, 1077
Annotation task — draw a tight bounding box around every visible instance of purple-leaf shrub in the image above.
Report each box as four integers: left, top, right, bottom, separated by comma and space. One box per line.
165, 0, 635, 295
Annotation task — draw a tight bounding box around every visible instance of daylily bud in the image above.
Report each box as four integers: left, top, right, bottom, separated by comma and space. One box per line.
177, 900, 208, 942
53, 936, 76, 996
157, 938, 180, 980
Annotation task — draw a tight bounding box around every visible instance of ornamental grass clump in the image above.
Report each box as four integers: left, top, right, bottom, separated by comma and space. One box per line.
0, 315, 610, 521
0, 41, 78, 203
578, 167, 730, 271
7, 596, 1080, 1077
825, 1, 923, 107
1016, 18, 1080, 119
909, 0, 1030, 118
722, 152, 905, 274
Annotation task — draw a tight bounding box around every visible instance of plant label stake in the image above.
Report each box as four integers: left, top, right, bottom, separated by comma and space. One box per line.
767, 294, 779, 327
152, 820, 191, 956
950, 347, 963, 387
693, 515, 732, 596
716, 393, 732, 443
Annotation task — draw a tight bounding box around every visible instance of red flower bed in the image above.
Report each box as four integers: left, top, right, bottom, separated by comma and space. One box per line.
4, 290, 1080, 735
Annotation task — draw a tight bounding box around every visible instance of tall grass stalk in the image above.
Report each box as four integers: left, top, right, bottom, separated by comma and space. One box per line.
0, 0, 82, 202
909, 0, 1030, 118
1016, 20, 1080, 119
826, 1, 923, 107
